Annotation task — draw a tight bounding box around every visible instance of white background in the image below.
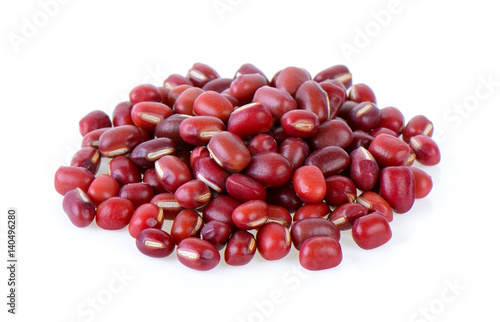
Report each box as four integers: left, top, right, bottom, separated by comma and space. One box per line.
1, 0, 499, 321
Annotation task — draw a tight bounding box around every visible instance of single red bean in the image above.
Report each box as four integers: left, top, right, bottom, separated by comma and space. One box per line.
402, 115, 434, 143
202, 77, 233, 93
129, 84, 162, 105
292, 165, 326, 204
179, 115, 226, 146
202, 195, 240, 230
244, 152, 293, 188
266, 183, 302, 212
409, 135, 441, 166
409, 167, 433, 199
70, 147, 101, 174
174, 180, 211, 210
193, 90, 234, 123
309, 118, 353, 150
293, 202, 331, 222
98, 125, 142, 157
108, 155, 141, 185
319, 80, 347, 119
256, 222, 291, 261
130, 138, 176, 168
177, 237, 220, 271
296, 80, 330, 122
142, 168, 168, 195
291, 218, 341, 250
379, 166, 416, 214
155, 114, 193, 151
130, 101, 173, 133
79, 110, 112, 136
207, 131, 252, 173
299, 236, 343, 271
230, 73, 268, 104
267, 205, 292, 227
329, 202, 369, 230
234, 63, 268, 80
54, 166, 95, 195
128, 203, 164, 238
348, 83, 377, 104
275, 66, 311, 97
231, 200, 269, 230
252, 86, 297, 121
279, 137, 310, 172
112, 101, 134, 126
172, 87, 204, 115
224, 230, 257, 266
150, 192, 182, 220
378, 106, 405, 134
192, 156, 230, 193
248, 134, 278, 155
95, 197, 135, 230
351, 213, 392, 250
356, 191, 393, 222
324, 175, 357, 207
62, 188, 96, 228
187, 63, 220, 88
163, 74, 193, 91
119, 182, 154, 208
280, 109, 320, 138
200, 221, 232, 250
349, 146, 379, 191
155, 155, 193, 193
171, 209, 204, 245
227, 102, 274, 139
304, 146, 350, 177
313, 64, 352, 88
87, 174, 120, 205
346, 102, 381, 132
368, 133, 413, 167
81, 127, 110, 149
167, 84, 192, 107
136, 228, 175, 258
226, 173, 267, 203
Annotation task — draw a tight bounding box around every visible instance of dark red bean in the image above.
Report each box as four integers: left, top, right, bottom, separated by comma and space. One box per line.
266, 183, 302, 211
378, 107, 405, 134
293, 202, 331, 222
142, 168, 168, 194
291, 218, 341, 250
409, 135, 441, 166
256, 222, 291, 261
87, 174, 120, 205
131, 102, 173, 133
337, 100, 358, 119
227, 102, 274, 139
187, 63, 220, 88
348, 83, 377, 104
54, 166, 95, 196
402, 115, 434, 143
129, 84, 162, 105
155, 114, 193, 151
309, 118, 353, 150
324, 175, 357, 207
207, 131, 252, 173
150, 192, 182, 220
351, 213, 392, 249
248, 134, 278, 155
200, 221, 231, 250
226, 173, 267, 203
171, 209, 203, 245
319, 80, 347, 119
128, 203, 164, 238
275, 66, 311, 97
176, 237, 220, 271
244, 152, 293, 188
349, 147, 379, 191
136, 228, 175, 258
347, 130, 374, 153
202, 77, 233, 93
346, 102, 381, 132
356, 191, 393, 222
62, 188, 96, 228
98, 125, 142, 157
230, 73, 268, 104
379, 166, 416, 214
304, 146, 350, 177
279, 137, 310, 172
280, 109, 320, 138
267, 205, 292, 227
70, 147, 101, 174
409, 167, 433, 199
119, 182, 154, 208
368, 134, 413, 167
252, 86, 297, 121
179, 115, 226, 146
96, 197, 135, 230
130, 138, 176, 168
313, 64, 352, 88
329, 202, 369, 230
158, 86, 170, 105
163, 74, 193, 91
172, 87, 204, 115
224, 230, 257, 266
155, 155, 192, 193
192, 156, 230, 193
299, 236, 342, 271
79, 110, 112, 136
108, 155, 141, 185
112, 101, 134, 127
296, 80, 330, 122
231, 200, 269, 230
174, 180, 211, 210
202, 195, 240, 230
193, 90, 234, 123
292, 165, 326, 204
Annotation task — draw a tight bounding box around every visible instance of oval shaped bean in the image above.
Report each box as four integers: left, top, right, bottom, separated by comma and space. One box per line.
224, 230, 257, 266
130, 138, 176, 168
98, 125, 142, 157
256, 222, 291, 261
108, 155, 141, 185
299, 236, 342, 271
378, 106, 405, 134
279, 137, 310, 172
119, 183, 154, 208
171, 209, 204, 244
203, 195, 240, 231
193, 90, 234, 123
351, 213, 392, 250
409, 167, 433, 199
227, 102, 274, 139
187, 63, 220, 88
87, 174, 120, 205
309, 119, 353, 150
96, 197, 135, 230
207, 131, 252, 173
173, 87, 204, 115
70, 147, 101, 174
174, 180, 211, 210
291, 218, 341, 250
356, 191, 393, 222
346, 102, 381, 132
54, 166, 95, 196
409, 135, 441, 166
244, 152, 293, 188
324, 175, 357, 207
280, 109, 320, 138
252, 86, 297, 121
293, 202, 331, 222
313, 64, 352, 88
275, 66, 311, 97
176, 237, 220, 271
79, 110, 112, 136
62, 188, 96, 228
379, 166, 416, 214
131, 101, 173, 133
402, 115, 434, 143
349, 147, 379, 191
248, 134, 278, 155
329, 202, 369, 230
112, 101, 134, 126
368, 133, 413, 167
232, 200, 269, 230
200, 221, 232, 250
226, 173, 267, 202
179, 115, 226, 146
128, 203, 164, 238
348, 83, 377, 104
304, 146, 350, 177
155, 155, 193, 193
136, 228, 175, 258
129, 84, 162, 105
230, 73, 268, 104
292, 165, 326, 204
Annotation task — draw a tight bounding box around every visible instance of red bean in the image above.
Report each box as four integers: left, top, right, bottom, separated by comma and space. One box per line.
193, 90, 234, 123
62, 188, 96, 228
207, 131, 252, 173
368, 133, 413, 167
130, 138, 176, 168
87, 174, 120, 205
155, 114, 193, 150
200, 221, 231, 250
224, 230, 257, 266
304, 146, 350, 177
319, 80, 347, 119
330, 202, 369, 230
174, 180, 211, 209
136, 228, 175, 258
179, 115, 226, 146
266, 183, 302, 211
252, 86, 297, 121
346, 102, 381, 132
128, 203, 164, 238
96, 197, 135, 230
244, 152, 293, 188
119, 183, 154, 209
131, 102, 173, 133
314, 64, 352, 88
230, 73, 268, 104
227, 102, 274, 139
409, 135, 441, 166
324, 175, 357, 207
167, 84, 192, 107
108, 155, 141, 185
171, 209, 203, 245
112, 101, 134, 127
150, 192, 182, 220
163, 74, 193, 91
378, 107, 405, 134
291, 218, 341, 250
293, 202, 331, 222
349, 146, 379, 191
256, 222, 291, 261
267, 205, 292, 227
309, 119, 353, 150
79, 110, 112, 136
280, 109, 320, 138
81, 127, 110, 149
409, 167, 433, 199
348, 83, 377, 104
70, 147, 101, 174
351, 213, 392, 249
279, 137, 310, 172
98, 125, 142, 157
142, 168, 168, 195
356, 191, 393, 222
202, 77, 233, 93
232, 200, 269, 230
172, 87, 204, 115
176, 237, 220, 271
54, 166, 95, 196
275, 66, 311, 97
379, 166, 416, 214
226, 173, 267, 203
155, 155, 192, 193
248, 134, 278, 155
299, 236, 342, 271
292, 165, 326, 204
187, 63, 220, 88
402, 115, 434, 143
203, 195, 240, 230
129, 84, 162, 105
295, 80, 330, 122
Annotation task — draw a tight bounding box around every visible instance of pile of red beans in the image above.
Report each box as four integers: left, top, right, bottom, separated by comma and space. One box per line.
54, 63, 440, 271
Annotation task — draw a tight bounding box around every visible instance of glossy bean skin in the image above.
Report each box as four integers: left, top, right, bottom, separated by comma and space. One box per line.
409, 167, 433, 199
202, 77, 233, 93
96, 197, 135, 230
267, 205, 292, 227
172, 87, 204, 115
174, 180, 211, 210
155, 155, 193, 193
70, 147, 101, 174
202, 195, 240, 231
309, 119, 353, 150
252, 86, 297, 121
256, 222, 292, 261
129, 84, 162, 105
244, 152, 293, 188
266, 183, 302, 212
112, 101, 134, 126
187, 63, 220, 88
329, 202, 369, 230
378, 107, 405, 134
280, 109, 320, 138
304, 146, 350, 177
54, 166, 95, 196
131, 102, 173, 133
379, 166, 416, 214
119, 183, 154, 208
279, 137, 310, 172
368, 134, 413, 167
235, 63, 268, 79
176, 237, 220, 271
248, 134, 278, 155
293, 202, 331, 222
171, 209, 204, 245
207, 131, 252, 173
227, 102, 274, 139
108, 156, 141, 185
224, 230, 257, 266
98, 125, 142, 157
155, 114, 193, 151
299, 236, 342, 271
193, 156, 230, 193
230, 73, 268, 104
130, 138, 176, 168
128, 203, 164, 238
79, 110, 112, 136
346, 102, 381, 132
87, 174, 120, 205
351, 213, 392, 250
62, 188, 96, 227
295, 80, 330, 122
149, 192, 182, 220
163, 74, 193, 91
232, 200, 269, 230
275, 66, 311, 97
348, 83, 377, 104
81, 127, 110, 149
136, 228, 175, 258
409, 135, 441, 166
179, 115, 226, 146
226, 173, 267, 202
200, 221, 232, 250
291, 218, 341, 250
349, 147, 379, 191
193, 90, 234, 123
292, 165, 326, 204
356, 191, 393, 222
402, 115, 434, 143
142, 168, 168, 195
319, 80, 347, 119
324, 175, 357, 207
313, 64, 352, 88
